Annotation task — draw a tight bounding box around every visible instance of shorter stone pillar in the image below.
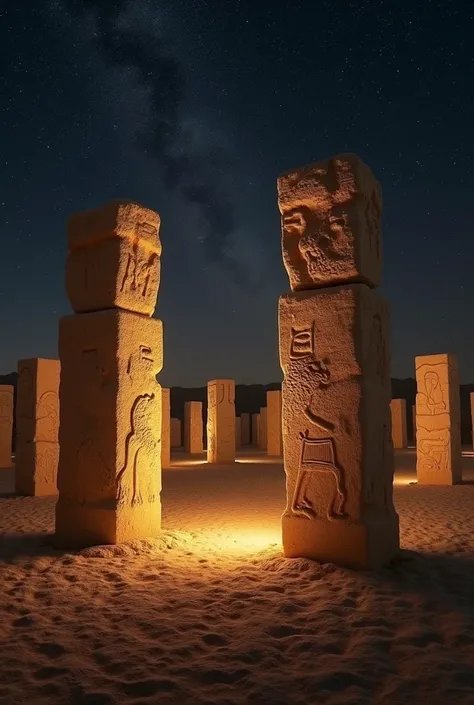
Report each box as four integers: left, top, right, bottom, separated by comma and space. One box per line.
0, 385, 14, 468
252, 413, 260, 447
16, 359, 60, 496
267, 390, 283, 457
207, 379, 235, 463
240, 413, 250, 445
184, 401, 203, 454
236, 417, 241, 449
161, 388, 171, 468
412, 404, 416, 446
390, 399, 407, 449
415, 353, 461, 485
171, 418, 182, 448
259, 407, 267, 450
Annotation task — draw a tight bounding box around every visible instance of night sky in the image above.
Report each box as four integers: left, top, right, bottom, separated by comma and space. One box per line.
1, 1, 473, 386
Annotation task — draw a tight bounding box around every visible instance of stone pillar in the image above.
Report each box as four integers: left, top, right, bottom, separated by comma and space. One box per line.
471, 393, 474, 450
390, 399, 407, 449
161, 388, 171, 468
171, 418, 182, 448
56, 200, 163, 547
252, 413, 260, 447
236, 417, 241, 450
415, 353, 461, 485
267, 390, 283, 457
278, 153, 399, 569
15, 359, 60, 495
207, 379, 235, 464
412, 404, 416, 446
240, 413, 250, 445
184, 401, 203, 454
259, 407, 267, 450
0, 385, 14, 468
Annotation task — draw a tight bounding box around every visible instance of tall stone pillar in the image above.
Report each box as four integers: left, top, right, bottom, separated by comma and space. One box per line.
207, 379, 235, 464
236, 417, 241, 450
415, 353, 461, 485
184, 401, 203, 454
278, 153, 399, 569
240, 413, 250, 445
15, 359, 60, 495
390, 399, 407, 449
412, 404, 416, 446
56, 200, 163, 547
259, 407, 267, 450
0, 385, 14, 468
267, 390, 283, 457
252, 413, 260, 447
170, 418, 182, 448
161, 388, 171, 468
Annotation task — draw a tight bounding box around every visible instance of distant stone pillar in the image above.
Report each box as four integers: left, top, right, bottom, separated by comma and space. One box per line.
15, 359, 59, 495
161, 388, 171, 468
240, 413, 250, 445
207, 380, 235, 463
236, 417, 241, 450
259, 407, 267, 450
251, 413, 260, 447
184, 401, 203, 454
415, 353, 461, 485
390, 399, 407, 449
278, 153, 399, 569
56, 200, 162, 547
0, 385, 14, 468
412, 404, 416, 446
471, 393, 474, 450
170, 418, 182, 448
267, 390, 283, 457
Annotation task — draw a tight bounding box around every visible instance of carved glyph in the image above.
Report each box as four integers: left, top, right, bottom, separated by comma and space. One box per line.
207, 380, 235, 464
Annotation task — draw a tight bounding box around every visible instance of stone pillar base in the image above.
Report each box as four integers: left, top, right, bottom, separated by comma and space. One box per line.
282, 511, 399, 570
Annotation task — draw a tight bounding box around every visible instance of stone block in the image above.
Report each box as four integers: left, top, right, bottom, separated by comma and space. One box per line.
252, 413, 259, 447
171, 418, 182, 448
259, 407, 267, 450
390, 398, 407, 449
267, 390, 283, 457
207, 380, 235, 464
240, 413, 250, 445
184, 401, 203, 454
0, 385, 13, 468
161, 388, 171, 468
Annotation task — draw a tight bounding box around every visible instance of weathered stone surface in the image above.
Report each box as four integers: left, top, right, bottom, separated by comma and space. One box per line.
279, 284, 399, 569
236, 417, 241, 449
415, 353, 461, 485
259, 407, 267, 450
252, 414, 259, 447
0, 385, 13, 468
412, 404, 416, 446
240, 413, 250, 446
55, 310, 162, 547
171, 418, 182, 448
278, 153, 381, 292
471, 393, 474, 450
15, 359, 60, 496
390, 399, 407, 449
207, 380, 235, 464
184, 401, 203, 454
267, 390, 283, 457
161, 388, 171, 469
66, 200, 161, 316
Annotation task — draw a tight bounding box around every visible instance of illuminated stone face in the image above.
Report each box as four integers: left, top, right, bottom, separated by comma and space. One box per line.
415, 353, 461, 485
0, 385, 13, 469
266, 390, 282, 457
207, 380, 235, 464
390, 399, 408, 449
184, 401, 203, 455
161, 388, 171, 469
170, 418, 182, 448
259, 407, 267, 451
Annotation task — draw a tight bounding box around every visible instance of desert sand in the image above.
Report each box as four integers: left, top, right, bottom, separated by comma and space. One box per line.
1, 449, 474, 704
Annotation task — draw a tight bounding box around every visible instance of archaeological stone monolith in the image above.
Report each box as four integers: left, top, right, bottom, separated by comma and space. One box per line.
278, 152, 399, 569
161, 388, 171, 469
184, 401, 203, 454
471, 393, 474, 450
415, 353, 461, 485
236, 416, 241, 450
0, 385, 14, 468
240, 413, 250, 446
267, 390, 283, 457
390, 399, 407, 449
15, 359, 60, 495
412, 404, 416, 446
252, 413, 260, 447
259, 407, 268, 450
56, 200, 163, 547
207, 380, 235, 464
171, 418, 182, 448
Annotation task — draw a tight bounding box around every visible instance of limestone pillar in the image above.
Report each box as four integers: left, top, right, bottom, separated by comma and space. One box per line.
415, 353, 461, 485
259, 407, 267, 450
267, 390, 283, 457
207, 379, 235, 464
252, 413, 259, 447
240, 413, 250, 445
15, 359, 60, 495
236, 417, 241, 450
56, 200, 163, 547
278, 153, 399, 569
412, 404, 416, 446
171, 418, 182, 448
390, 399, 407, 449
0, 385, 14, 468
471, 393, 474, 450
161, 388, 171, 468
184, 401, 203, 454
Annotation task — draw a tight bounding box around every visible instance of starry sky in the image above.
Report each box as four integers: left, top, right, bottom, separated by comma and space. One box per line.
1, 0, 473, 386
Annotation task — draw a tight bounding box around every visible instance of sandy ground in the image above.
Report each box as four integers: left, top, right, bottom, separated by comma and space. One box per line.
1, 449, 474, 705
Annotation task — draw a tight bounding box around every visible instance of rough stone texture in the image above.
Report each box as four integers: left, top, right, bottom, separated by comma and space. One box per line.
259, 407, 268, 450
415, 353, 461, 485
236, 417, 241, 449
161, 388, 171, 469
471, 393, 474, 450
207, 380, 235, 464
240, 413, 250, 446
278, 153, 382, 292
15, 359, 60, 496
252, 414, 260, 447
171, 418, 182, 448
55, 310, 162, 547
184, 401, 203, 455
279, 284, 399, 569
412, 404, 416, 446
0, 385, 14, 468
267, 390, 283, 457
390, 398, 408, 449
66, 200, 161, 316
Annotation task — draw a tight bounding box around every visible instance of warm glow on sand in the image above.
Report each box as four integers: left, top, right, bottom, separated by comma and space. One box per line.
196, 527, 282, 555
